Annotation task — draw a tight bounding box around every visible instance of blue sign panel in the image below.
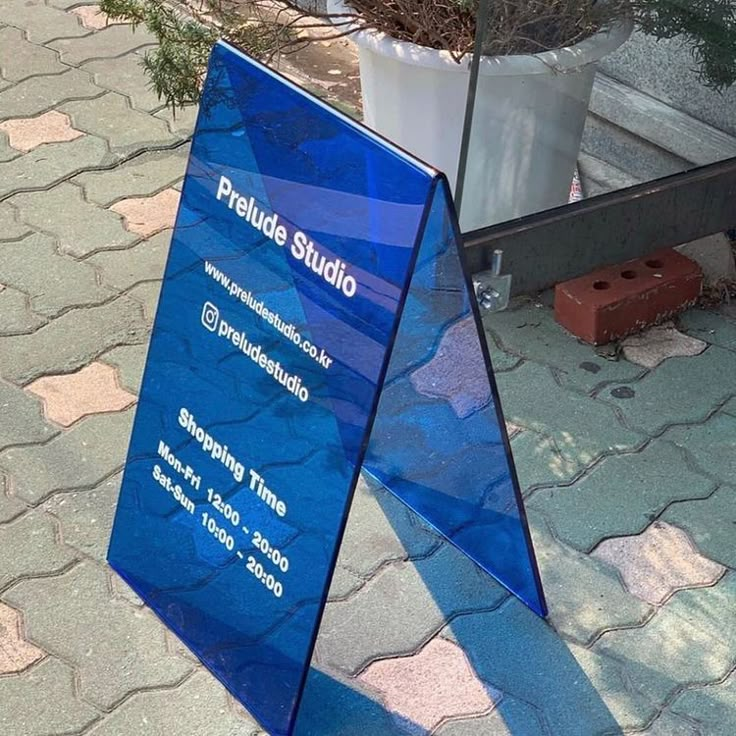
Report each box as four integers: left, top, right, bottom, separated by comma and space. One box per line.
108, 41, 544, 736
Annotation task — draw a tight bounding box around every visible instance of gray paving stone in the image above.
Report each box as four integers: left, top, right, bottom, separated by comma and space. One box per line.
44, 472, 120, 562
0, 135, 113, 199
0, 202, 31, 241
317, 543, 508, 675
3, 559, 194, 709
443, 600, 657, 734
336, 477, 440, 580
74, 144, 189, 205
511, 428, 583, 492
0, 232, 114, 316
594, 573, 736, 712
0, 131, 21, 164
480, 321, 524, 372
61, 92, 177, 154
602, 347, 736, 436
10, 182, 137, 257
660, 409, 736, 483
89, 228, 170, 290
496, 362, 645, 470
529, 440, 716, 552
0, 509, 77, 590
669, 670, 736, 735
100, 342, 148, 393
0, 657, 99, 736
83, 50, 164, 112
0, 68, 102, 121
530, 516, 652, 645
664, 486, 736, 569
327, 564, 365, 600
678, 308, 736, 352
0, 27, 67, 82
0, 294, 149, 384
49, 24, 155, 65
485, 298, 645, 393
47, 0, 89, 8
0, 0, 88, 44
0, 286, 47, 336
636, 711, 701, 736
435, 695, 547, 736
0, 408, 133, 505
85, 670, 260, 735
0, 470, 28, 523
154, 102, 198, 139
127, 279, 161, 325
0, 378, 57, 452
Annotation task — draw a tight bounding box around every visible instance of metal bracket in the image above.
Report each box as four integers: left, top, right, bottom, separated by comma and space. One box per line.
473, 249, 512, 312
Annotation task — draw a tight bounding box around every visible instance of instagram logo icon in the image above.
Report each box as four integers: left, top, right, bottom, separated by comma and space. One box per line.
201, 301, 220, 332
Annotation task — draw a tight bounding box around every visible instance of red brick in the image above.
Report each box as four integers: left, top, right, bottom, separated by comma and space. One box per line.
554, 248, 702, 345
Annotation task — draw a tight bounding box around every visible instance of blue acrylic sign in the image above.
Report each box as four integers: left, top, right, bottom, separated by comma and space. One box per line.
108, 41, 545, 736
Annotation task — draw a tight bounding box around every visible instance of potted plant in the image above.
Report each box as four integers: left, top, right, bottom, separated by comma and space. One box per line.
102, 0, 736, 229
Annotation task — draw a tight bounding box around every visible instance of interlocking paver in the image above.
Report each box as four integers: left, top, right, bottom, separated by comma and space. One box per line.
317, 544, 508, 675
0, 0, 88, 44
435, 695, 547, 736
74, 144, 189, 205
327, 564, 365, 600
659, 403, 736, 482
26, 362, 136, 426
61, 92, 178, 154
496, 361, 645, 470
0, 232, 113, 316
89, 228, 170, 289
0, 294, 149, 384
71, 4, 125, 31
0, 407, 134, 505
529, 440, 715, 552
602, 346, 736, 435
0, 135, 113, 199
358, 637, 498, 732
0, 602, 45, 674
0, 287, 46, 336
679, 307, 736, 352
100, 342, 147, 393
127, 279, 162, 325
111, 187, 180, 236
83, 50, 165, 111
511, 428, 583, 491
3, 559, 193, 710
635, 711, 701, 735
49, 24, 155, 65
0, 68, 102, 122
0, 110, 84, 153
592, 521, 726, 605
531, 518, 652, 645
485, 298, 645, 392
10, 182, 137, 257
154, 103, 198, 138
85, 670, 260, 735
0, 509, 77, 590
594, 573, 736, 713
0, 27, 67, 82
669, 670, 736, 735
621, 321, 707, 368
0, 378, 57, 452
664, 486, 736, 569
0, 202, 30, 241
44, 473, 120, 562
0, 471, 27, 523
0, 657, 99, 736
335, 478, 440, 580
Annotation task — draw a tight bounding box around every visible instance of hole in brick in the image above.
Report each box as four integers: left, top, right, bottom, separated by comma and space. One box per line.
621, 270, 637, 279
593, 280, 611, 290
645, 259, 664, 269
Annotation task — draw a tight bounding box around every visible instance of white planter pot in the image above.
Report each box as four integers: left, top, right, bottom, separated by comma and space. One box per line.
327, 1, 632, 230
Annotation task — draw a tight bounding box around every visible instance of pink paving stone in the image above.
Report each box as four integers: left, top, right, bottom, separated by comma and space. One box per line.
0, 111, 84, 153
25, 362, 136, 428
0, 603, 45, 675
359, 637, 499, 732
70, 5, 126, 30
592, 521, 726, 606
111, 188, 181, 238
410, 316, 490, 419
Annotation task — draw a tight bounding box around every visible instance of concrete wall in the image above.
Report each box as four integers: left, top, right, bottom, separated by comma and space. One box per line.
600, 30, 736, 136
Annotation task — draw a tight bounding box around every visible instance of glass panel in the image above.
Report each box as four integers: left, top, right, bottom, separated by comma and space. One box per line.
365, 178, 546, 616
455, 0, 736, 231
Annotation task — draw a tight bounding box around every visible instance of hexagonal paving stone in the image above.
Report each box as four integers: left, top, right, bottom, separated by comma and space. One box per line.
0, 0, 89, 44
0, 27, 67, 82
528, 440, 715, 552
49, 23, 155, 65
0, 657, 99, 736
0, 286, 48, 336
0, 602, 45, 674
359, 637, 499, 733
25, 362, 135, 427
3, 559, 194, 709
592, 521, 726, 606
